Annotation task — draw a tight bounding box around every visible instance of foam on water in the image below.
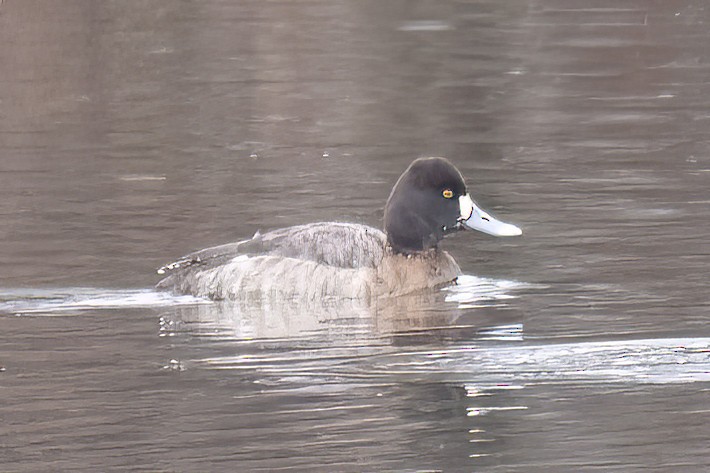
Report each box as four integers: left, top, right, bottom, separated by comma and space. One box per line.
444, 274, 538, 309
0, 288, 209, 316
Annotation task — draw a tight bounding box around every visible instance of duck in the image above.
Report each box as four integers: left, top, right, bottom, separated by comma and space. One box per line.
156, 157, 522, 300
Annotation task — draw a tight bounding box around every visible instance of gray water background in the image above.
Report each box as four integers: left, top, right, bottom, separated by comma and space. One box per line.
1, 1, 709, 471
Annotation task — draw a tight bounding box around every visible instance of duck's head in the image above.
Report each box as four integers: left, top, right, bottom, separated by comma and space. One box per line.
384, 157, 522, 254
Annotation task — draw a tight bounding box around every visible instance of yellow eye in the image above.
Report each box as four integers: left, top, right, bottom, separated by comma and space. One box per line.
442, 189, 453, 199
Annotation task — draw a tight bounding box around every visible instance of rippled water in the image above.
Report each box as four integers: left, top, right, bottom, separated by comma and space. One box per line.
1, 1, 709, 471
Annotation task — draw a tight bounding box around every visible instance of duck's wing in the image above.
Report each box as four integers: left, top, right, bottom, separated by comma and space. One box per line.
156, 223, 388, 291
156, 240, 246, 276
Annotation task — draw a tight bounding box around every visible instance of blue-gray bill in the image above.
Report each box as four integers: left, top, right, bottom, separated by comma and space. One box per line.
458, 195, 522, 237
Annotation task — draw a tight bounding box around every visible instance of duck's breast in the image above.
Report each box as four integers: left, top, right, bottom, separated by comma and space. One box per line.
375, 249, 461, 297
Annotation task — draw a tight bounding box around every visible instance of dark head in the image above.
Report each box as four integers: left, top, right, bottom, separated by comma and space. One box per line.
384, 157, 469, 253
384, 157, 522, 254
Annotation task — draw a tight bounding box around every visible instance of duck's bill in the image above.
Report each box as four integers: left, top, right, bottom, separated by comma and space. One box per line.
458, 195, 522, 237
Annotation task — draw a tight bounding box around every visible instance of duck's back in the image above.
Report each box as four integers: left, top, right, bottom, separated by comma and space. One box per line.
239, 222, 387, 269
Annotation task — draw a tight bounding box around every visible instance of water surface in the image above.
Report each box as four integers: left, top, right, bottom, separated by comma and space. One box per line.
1, 1, 709, 471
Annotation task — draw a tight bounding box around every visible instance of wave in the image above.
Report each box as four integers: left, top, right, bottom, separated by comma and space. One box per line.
0, 287, 208, 316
